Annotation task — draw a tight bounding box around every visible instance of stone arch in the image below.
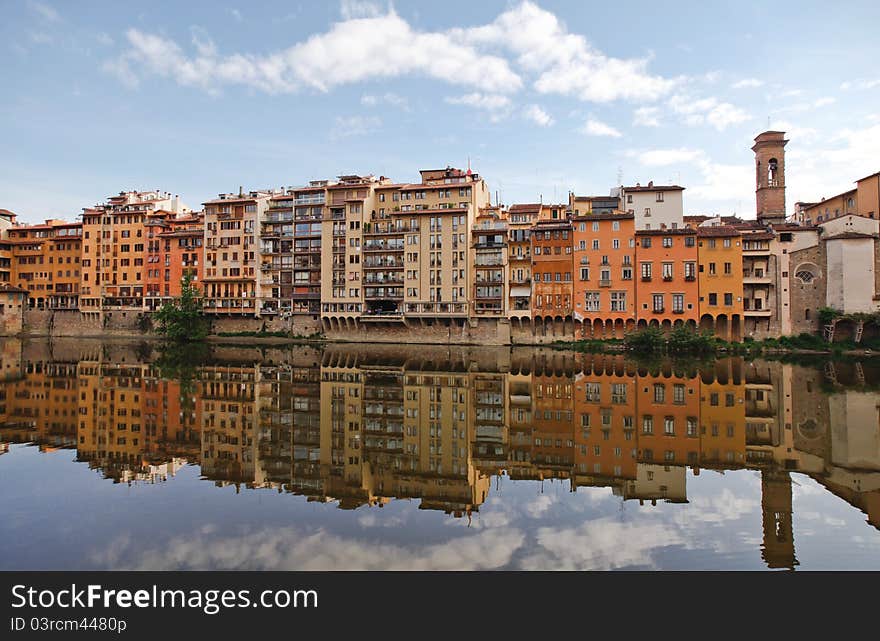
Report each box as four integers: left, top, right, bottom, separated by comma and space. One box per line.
699, 313, 714, 334
793, 261, 820, 285
716, 314, 729, 341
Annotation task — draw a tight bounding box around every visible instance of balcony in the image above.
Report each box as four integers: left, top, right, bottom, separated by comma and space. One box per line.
294, 195, 325, 206
662, 276, 673, 282
641, 276, 652, 282
744, 308, 772, 317
599, 279, 611, 287
652, 308, 665, 314
684, 275, 695, 282
404, 302, 468, 316
743, 274, 772, 285
672, 309, 685, 314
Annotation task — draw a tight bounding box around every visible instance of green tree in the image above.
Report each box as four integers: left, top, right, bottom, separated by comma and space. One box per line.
154, 274, 210, 341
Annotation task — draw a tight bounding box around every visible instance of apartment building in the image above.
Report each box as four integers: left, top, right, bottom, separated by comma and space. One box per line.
7, 219, 82, 309
471, 206, 507, 316
202, 190, 271, 316
0, 209, 18, 284
506, 204, 539, 319
636, 372, 700, 468
144, 211, 204, 311
696, 225, 744, 340
634, 228, 698, 324
80, 191, 188, 316
531, 219, 574, 321
621, 182, 685, 231
571, 209, 635, 337
362, 180, 409, 319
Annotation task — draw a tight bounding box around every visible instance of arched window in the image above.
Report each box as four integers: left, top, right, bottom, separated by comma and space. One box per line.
805, 308, 811, 320
768, 158, 779, 186
847, 197, 855, 209
796, 270, 815, 283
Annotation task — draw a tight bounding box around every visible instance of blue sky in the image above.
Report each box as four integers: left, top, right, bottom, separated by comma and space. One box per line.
2, 0, 880, 224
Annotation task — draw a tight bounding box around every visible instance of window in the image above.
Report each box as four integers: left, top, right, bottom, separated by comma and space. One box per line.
641, 262, 652, 279
709, 262, 716, 275
642, 415, 654, 434
724, 292, 733, 306
584, 291, 600, 311
795, 268, 815, 283
708, 293, 718, 306
673, 384, 685, 405
656, 191, 664, 202
580, 267, 590, 281
641, 236, 652, 248
654, 384, 665, 403
664, 417, 675, 435
662, 263, 673, 279
672, 294, 684, 313
652, 294, 664, 312
662, 236, 673, 248
622, 267, 633, 280
685, 236, 695, 247
724, 262, 732, 275
610, 291, 626, 311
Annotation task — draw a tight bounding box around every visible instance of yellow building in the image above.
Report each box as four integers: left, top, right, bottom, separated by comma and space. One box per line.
697, 225, 744, 340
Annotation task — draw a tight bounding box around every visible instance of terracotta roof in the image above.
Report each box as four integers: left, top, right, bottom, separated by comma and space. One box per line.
684, 215, 710, 222
0, 209, 17, 218
743, 231, 775, 241
773, 223, 818, 231
508, 203, 542, 213
623, 184, 684, 192
856, 170, 880, 183
697, 226, 741, 237
571, 212, 633, 221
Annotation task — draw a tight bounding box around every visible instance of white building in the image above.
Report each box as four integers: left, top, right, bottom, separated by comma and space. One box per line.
620, 182, 685, 231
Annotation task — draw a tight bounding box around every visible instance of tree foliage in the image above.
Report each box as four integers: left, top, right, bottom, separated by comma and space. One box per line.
154, 274, 210, 342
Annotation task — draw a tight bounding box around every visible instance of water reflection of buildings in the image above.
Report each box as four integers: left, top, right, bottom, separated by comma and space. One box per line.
2, 339, 880, 568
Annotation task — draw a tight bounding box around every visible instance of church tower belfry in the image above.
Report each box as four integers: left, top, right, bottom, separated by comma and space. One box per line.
752, 131, 788, 225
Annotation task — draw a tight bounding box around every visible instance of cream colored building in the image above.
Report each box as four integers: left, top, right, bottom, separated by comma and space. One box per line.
203, 189, 275, 316
620, 183, 685, 231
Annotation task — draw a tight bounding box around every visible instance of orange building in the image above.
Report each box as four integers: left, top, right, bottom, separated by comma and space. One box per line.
144, 211, 204, 310
531, 372, 574, 478
634, 228, 698, 327
530, 219, 574, 329
506, 204, 539, 318
573, 368, 637, 484
572, 211, 635, 338
7, 219, 82, 309
81, 191, 188, 317
636, 372, 701, 467
696, 226, 744, 340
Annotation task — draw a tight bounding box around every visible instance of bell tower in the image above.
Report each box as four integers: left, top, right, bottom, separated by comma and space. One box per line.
752, 130, 788, 225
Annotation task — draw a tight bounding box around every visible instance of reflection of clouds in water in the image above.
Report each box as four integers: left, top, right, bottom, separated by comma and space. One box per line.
357, 512, 406, 529
92, 526, 526, 571
525, 494, 556, 518
685, 488, 759, 524
519, 520, 680, 570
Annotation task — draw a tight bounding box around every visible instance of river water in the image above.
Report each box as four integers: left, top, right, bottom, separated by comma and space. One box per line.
1, 338, 879, 570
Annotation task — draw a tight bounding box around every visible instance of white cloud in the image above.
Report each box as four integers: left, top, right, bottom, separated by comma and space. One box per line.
340, 0, 382, 20
523, 104, 553, 127
446, 93, 511, 122
668, 94, 749, 131
330, 115, 381, 140
361, 92, 409, 110
228, 8, 243, 22
732, 78, 763, 89
455, 1, 677, 103
579, 118, 621, 137
841, 78, 880, 91
633, 106, 661, 127
28, 1, 60, 22
105, 8, 522, 95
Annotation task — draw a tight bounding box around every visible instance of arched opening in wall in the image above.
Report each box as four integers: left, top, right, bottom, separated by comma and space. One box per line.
768, 157, 779, 185
554, 315, 564, 336
699, 314, 715, 334
805, 308, 811, 321
686, 319, 697, 331
731, 314, 742, 342
716, 314, 729, 340
660, 319, 672, 333
794, 262, 819, 285
614, 318, 625, 339
564, 315, 573, 337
